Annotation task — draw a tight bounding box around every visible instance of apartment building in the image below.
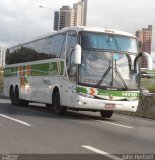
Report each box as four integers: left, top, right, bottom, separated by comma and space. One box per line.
53, 0, 88, 31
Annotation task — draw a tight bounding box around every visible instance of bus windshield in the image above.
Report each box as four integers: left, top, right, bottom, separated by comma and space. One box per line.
79, 50, 139, 90
80, 32, 138, 54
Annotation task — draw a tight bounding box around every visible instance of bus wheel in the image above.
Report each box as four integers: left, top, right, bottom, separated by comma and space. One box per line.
100, 110, 113, 118
15, 87, 23, 106
53, 90, 66, 115
10, 87, 15, 105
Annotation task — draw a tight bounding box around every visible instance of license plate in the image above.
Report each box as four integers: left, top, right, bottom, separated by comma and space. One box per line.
105, 104, 116, 108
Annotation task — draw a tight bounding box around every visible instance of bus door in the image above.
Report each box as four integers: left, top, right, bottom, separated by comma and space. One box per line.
62, 53, 77, 107
61, 31, 78, 107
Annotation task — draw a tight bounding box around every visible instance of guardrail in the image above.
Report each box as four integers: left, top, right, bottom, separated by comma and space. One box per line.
117, 94, 155, 119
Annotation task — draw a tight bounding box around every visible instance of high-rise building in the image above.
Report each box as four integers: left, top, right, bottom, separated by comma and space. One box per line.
0, 47, 6, 68
54, 6, 74, 31
136, 25, 153, 68
53, 11, 59, 31
53, 0, 88, 31
73, 0, 87, 26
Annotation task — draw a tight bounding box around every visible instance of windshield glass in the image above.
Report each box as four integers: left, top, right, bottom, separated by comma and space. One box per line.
80, 32, 138, 54
79, 50, 139, 90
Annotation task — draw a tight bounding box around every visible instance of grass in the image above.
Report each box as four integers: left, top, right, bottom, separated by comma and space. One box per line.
141, 77, 155, 93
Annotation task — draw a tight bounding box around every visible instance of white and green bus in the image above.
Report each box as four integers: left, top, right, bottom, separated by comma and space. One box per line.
3, 26, 153, 118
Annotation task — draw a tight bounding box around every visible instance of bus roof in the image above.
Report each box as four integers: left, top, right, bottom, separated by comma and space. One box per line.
61, 26, 136, 38
8, 26, 136, 49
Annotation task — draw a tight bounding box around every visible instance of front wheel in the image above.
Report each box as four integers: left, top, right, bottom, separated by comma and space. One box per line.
53, 90, 66, 115
100, 110, 113, 118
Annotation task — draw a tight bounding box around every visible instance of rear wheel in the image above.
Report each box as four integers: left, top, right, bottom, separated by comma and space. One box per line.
100, 110, 113, 118
14, 87, 29, 106
53, 90, 66, 115
15, 87, 21, 106
10, 87, 15, 105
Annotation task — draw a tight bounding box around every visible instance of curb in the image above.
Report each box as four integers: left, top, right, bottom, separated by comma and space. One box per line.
116, 111, 155, 120
0, 92, 9, 99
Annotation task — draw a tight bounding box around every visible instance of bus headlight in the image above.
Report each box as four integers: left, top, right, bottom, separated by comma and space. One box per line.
78, 92, 94, 98
127, 97, 138, 101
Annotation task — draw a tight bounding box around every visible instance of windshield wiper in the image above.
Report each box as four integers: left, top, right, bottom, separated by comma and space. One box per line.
96, 57, 128, 90
96, 66, 112, 88
114, 62, 128, 90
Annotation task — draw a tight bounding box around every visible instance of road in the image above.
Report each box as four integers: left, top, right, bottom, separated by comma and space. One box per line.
0, 98, 155, 160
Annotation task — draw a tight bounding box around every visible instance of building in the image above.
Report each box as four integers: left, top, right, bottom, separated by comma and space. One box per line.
53, 11, 59, 31
136, 25, 153, 68
53, 0, 88, 31
54, 6, 74, 31
0, 47, 6, 68
73, 0, 87, 26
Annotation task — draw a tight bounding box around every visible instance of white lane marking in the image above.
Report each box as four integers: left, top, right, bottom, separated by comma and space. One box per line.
82, 145, 122, 160
83, 117, 133, 129
0, 114, 32, 127
97, 120, 134, 129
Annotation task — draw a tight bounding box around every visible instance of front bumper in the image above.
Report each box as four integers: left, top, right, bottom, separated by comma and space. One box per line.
74, 95, 138, 112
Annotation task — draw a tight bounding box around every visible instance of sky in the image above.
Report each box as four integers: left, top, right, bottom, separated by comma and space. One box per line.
0, 0, 155, 51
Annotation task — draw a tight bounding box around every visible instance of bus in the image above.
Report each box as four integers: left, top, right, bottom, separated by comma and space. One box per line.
3, 26, 153, 118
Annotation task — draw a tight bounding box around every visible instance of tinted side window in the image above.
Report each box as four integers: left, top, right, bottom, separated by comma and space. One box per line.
53, 34, 66, 57
44, 33, 66, 58
5, 46, 21, 64
6, 33, 66, 65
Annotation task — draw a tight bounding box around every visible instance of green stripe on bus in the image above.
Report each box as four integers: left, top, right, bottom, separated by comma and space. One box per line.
76, 86, 139, 98
98, 89, 139, 97
4, 61, 64, 77
31, 63, 49, 76
76, 86, 87, 93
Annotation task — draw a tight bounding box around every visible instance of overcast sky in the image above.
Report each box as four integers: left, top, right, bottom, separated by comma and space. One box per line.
0, 0, 155, 50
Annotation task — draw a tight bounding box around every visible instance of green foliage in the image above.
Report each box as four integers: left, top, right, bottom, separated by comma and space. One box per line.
141, 78, 155, 93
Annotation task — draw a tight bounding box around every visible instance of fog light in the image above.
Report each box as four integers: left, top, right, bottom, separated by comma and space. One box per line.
78, 100, 82, 105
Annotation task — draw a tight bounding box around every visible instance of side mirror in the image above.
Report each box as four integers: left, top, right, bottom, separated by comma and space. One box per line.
142, 52, 153, 71
134, 52, 153, 72
74, 44, 81, 64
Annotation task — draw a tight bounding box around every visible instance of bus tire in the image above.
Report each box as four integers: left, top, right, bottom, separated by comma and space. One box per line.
10, 87, 15, 105
53, 90, 66, 115
15, 86, 23, 106
100, 110, 113, 118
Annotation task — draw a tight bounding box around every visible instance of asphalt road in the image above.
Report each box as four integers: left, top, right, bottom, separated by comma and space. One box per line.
0, 98, 155, 160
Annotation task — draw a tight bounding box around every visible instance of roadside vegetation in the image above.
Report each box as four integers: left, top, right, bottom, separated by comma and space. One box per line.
141, 77, 155, 93
140, 69, 155, 93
